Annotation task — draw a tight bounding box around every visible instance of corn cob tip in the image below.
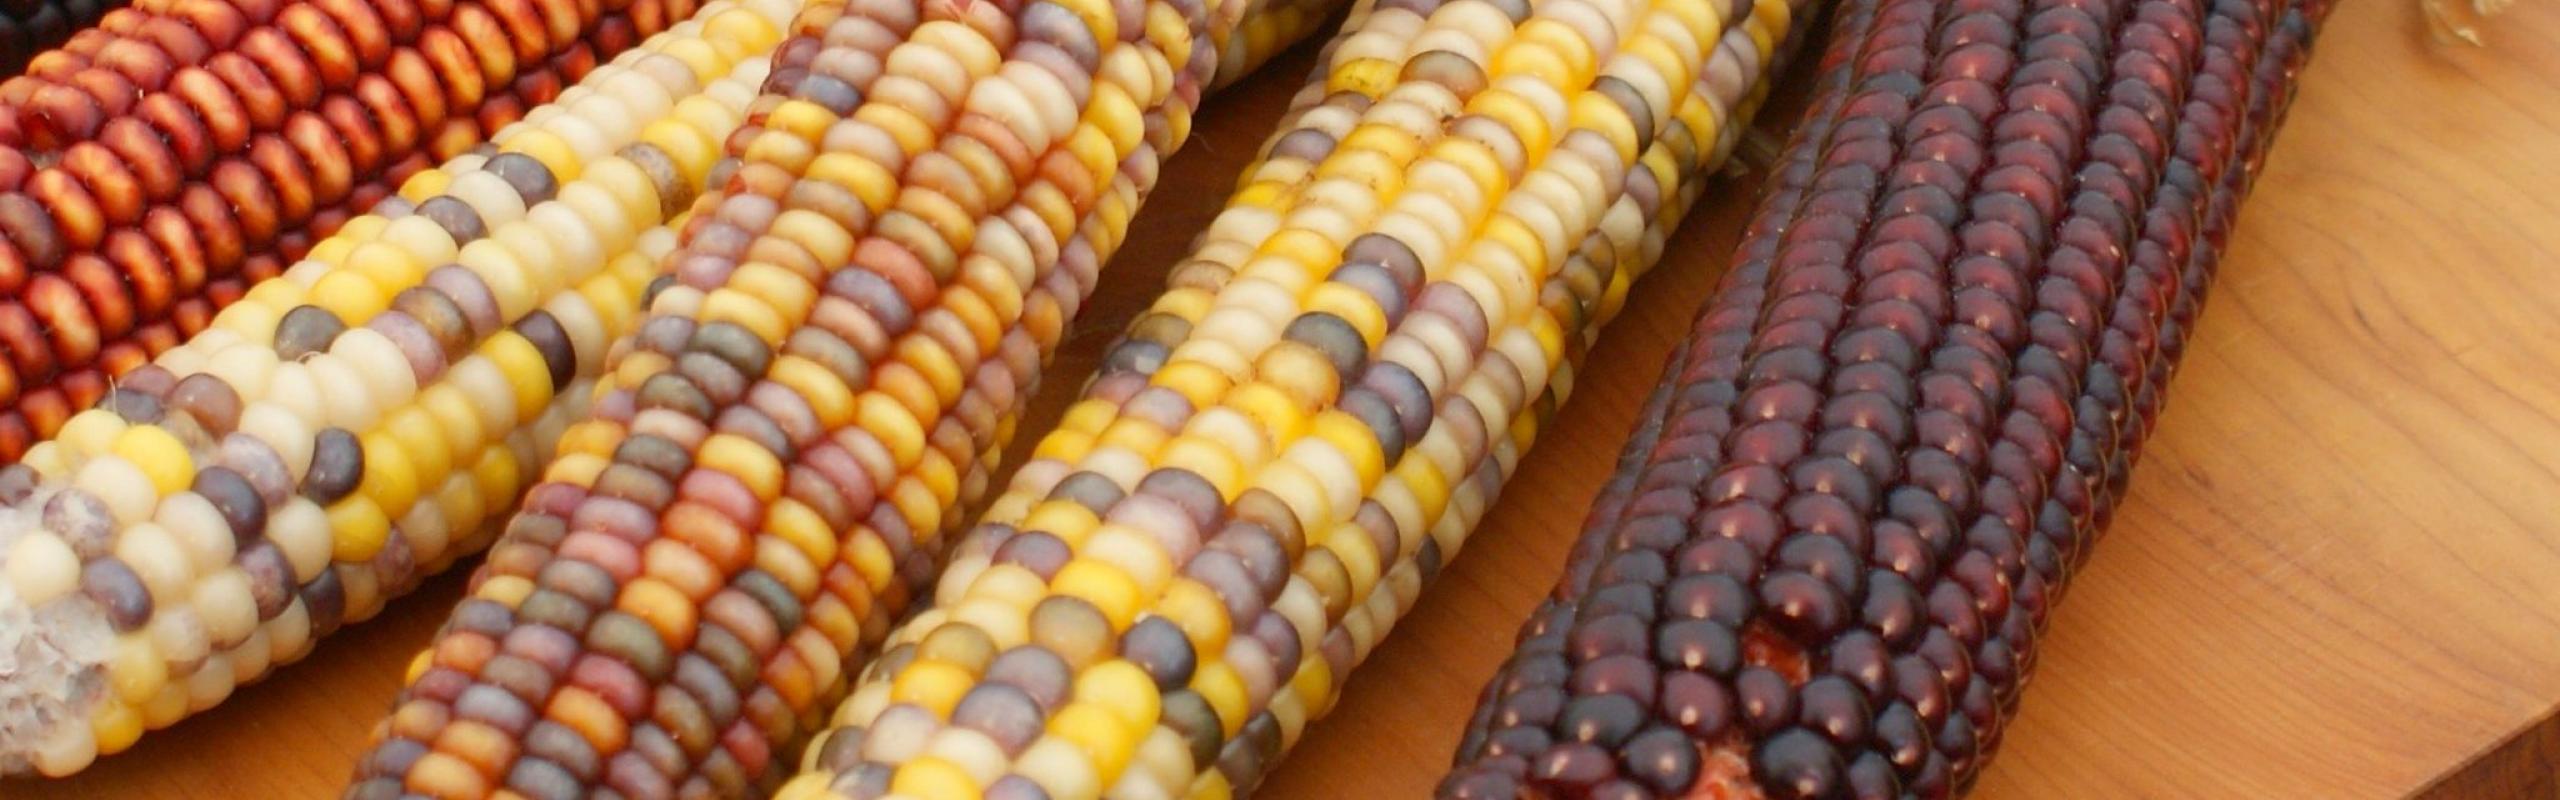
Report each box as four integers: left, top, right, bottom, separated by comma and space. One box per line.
0, 494, 115, 778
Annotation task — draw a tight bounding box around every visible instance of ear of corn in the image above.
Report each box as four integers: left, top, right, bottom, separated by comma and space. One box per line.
758, 0, 1816, 795
0, 0, 123, 75
0, 0, 803, 776
0, 0, 702, 458
338, 0, 1349, 794
1435, 0, 2333, 794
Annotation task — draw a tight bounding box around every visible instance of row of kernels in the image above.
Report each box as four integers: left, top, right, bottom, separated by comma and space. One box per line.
776, 169, 1159, 800
1102, 0, 1665, 591
1213, 0, 1345, 86
647, 6, 1016, 308
0, 0, 633, 153
0, 147, 412, 422
0, 0, 690, 358
976, 32, 1391, 531
77, 35, 778, 487
0, 36, 652, 456
0, 284, 226, 455
1015, 3, 1465, 484
15, 0, 462, 89
0, 0, 680, 443
2079, 0, 2296, 551
0, 13, 773, 775
176, 0, 787, 353
0, 11, 653, 260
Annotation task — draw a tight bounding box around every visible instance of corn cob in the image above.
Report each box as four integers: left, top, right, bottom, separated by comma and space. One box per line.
0, 0, 696, 456
0, 0, 122, 75
767, 0, 1809, 796
339, 0, 1346, 793
1435, 0, 2335, 794
0, 0, 796, 776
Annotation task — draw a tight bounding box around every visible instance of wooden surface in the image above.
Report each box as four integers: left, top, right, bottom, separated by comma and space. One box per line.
14, 0, 2560, 796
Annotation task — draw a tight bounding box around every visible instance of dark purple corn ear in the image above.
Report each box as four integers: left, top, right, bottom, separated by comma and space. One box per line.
1440, 0, 2336, 795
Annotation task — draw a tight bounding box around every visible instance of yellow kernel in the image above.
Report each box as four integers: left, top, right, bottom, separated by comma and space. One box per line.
1046, 702, 1137, 783
696, 434, 783, 501
110, 426, 192, 495
308, 270, 391, 323
1020, 500, 1102, 545
1049, 560, 1143, 631
890, 660, 978, 718
328, 496, 392, 562
502, 129, 584, 182
91, 700, 142, 756
1073, 660, 1161, 731
1325, 57, 1400, 96
889, 756, 982, 800
1190, 661, 1250, 738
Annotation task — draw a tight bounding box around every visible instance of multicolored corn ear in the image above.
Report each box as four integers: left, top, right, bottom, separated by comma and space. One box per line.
337, 0, 1348, 794
758, 0, 1822, 795
1436, 0, 2335, 794
0, 0, 800, 777
0, 0, 697, 456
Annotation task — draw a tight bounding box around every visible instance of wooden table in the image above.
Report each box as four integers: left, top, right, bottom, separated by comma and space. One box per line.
16, 0, 2560, 796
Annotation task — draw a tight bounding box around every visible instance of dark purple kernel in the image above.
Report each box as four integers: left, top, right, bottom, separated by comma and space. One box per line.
1559, 693, 1646, 748
1653, 619, 1741, 677
1656, 671, 1733, 739
1568, 614, 1651, 661
1571, 655, 1659, 708
1736, 666, 1797, 735
80, 558, 153, 631
1799, 675, 1874, 746
1758, 569, 1850, 641
1618, 726, 1701, 795
1874, 701, 1931, 773
1754, 728, 1846, 800
1530, 742, 1617, 793
301, 428, 364, 503
1845, 751, 1900, 799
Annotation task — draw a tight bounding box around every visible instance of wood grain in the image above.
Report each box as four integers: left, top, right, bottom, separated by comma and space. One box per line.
10, 0, 2558, 796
